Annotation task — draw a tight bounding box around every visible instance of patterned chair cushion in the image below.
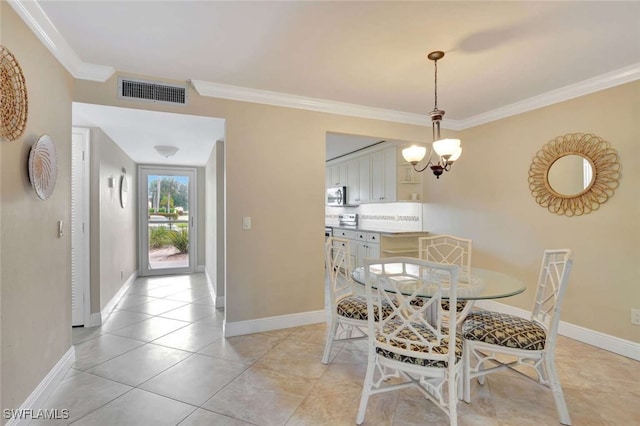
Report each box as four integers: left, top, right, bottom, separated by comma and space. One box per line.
409, 298, 467, 313
375, 319, 462, 368
441, 300, 467, 313
462, 310, 546, 350
336, 295, 393, 321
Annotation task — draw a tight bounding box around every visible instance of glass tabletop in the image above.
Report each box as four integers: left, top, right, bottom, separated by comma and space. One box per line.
351, 265, 526, 300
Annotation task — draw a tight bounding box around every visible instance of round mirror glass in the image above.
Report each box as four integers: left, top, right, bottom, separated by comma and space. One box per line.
547, 154, 593, 196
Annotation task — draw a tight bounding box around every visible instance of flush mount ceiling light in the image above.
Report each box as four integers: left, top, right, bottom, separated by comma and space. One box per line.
154, 145, 179, 158
402, 51, 462, 179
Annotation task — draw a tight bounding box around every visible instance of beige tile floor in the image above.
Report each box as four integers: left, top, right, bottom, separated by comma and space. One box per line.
35, 273, 638, 425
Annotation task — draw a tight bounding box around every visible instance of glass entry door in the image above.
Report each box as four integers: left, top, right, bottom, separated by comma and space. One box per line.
139, 166, 196, 276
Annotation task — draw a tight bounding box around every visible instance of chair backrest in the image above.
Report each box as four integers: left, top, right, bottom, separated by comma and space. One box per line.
531, 249, 573, 345
363, 257, 459, 366
325, 237, 355, 309
418, 235, 472, 282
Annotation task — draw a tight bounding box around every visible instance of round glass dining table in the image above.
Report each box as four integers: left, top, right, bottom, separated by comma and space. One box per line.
351, 265, 526, 301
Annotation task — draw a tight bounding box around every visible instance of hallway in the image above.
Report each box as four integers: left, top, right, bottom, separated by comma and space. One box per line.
36, 274, 639, 425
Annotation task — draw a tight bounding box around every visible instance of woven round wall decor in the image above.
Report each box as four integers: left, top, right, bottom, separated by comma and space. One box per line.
0, 45, 28, 141
28, 135, 57, 200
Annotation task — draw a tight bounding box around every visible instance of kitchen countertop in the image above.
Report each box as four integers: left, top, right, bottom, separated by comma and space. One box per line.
328, 225, 428, 236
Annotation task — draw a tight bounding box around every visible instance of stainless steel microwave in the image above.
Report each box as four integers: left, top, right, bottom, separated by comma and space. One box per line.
327, 186, 347, 206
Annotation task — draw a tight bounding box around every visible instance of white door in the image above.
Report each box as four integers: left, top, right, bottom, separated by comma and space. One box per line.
71, 128, 90, 326
139, 166, 197, 276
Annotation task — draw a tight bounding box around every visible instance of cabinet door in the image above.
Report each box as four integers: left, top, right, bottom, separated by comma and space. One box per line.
330, 162, 346, 187
370, 147, 396, 202
357, 155, 370, 203
346, 158, 360, 204
356, 241, 368, 268
368, 243, 380, 260
356, 241, 381, 267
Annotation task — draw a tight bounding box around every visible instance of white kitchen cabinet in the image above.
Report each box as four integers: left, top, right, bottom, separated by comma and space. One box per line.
355, 231, 380, 268
356, 240, 380, 268
326, 162, 347, 188
345, 156, 371, 204
331, 228, 429, 268
332, 229, 357, 267
370, 146, 397, 202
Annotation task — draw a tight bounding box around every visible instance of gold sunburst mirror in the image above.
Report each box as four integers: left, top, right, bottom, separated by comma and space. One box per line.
528, 133, 620, 216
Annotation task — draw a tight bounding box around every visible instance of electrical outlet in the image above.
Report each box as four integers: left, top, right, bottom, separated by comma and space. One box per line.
632, 309, 640, 326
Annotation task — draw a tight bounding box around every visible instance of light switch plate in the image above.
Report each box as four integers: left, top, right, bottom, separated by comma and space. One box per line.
242, 216, 251, 230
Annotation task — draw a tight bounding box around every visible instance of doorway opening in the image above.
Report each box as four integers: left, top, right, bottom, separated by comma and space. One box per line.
139, 166, 197, 276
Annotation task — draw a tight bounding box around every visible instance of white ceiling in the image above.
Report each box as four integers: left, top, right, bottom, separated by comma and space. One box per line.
72, 103, 225, 166
15, 1, 640, 161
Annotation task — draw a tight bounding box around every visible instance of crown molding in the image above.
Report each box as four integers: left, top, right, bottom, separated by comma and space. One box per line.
11, 0, 639, 126
193, 62, 639, 131
458, 63, 640, 129
8, 0, 115, 82
190, 79, 463, 129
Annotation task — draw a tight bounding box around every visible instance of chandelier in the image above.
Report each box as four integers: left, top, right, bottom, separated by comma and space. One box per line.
402, 51, 462, 179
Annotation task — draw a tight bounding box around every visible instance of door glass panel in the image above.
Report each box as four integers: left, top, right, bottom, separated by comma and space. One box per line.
147, 174, 190, 271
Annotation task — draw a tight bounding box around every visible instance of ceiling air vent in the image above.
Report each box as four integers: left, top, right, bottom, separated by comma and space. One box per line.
118, 77, 187, 105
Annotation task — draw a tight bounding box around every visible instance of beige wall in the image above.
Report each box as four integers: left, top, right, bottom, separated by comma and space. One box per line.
422, 81, 640, 342
88, 128, 138, 312
74, 75, 430, 324
1, 4, 73, 412
73, 81, 639, 341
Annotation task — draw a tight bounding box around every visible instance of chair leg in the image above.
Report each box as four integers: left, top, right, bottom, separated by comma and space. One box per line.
356, 355, 376, 425
321, 318, 339, 364
448, 367, 458, 426
462, 342, 471, 403
544, 354, 572, 425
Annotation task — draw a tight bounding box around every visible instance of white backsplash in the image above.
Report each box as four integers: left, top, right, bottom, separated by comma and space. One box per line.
326, 202, 422, 231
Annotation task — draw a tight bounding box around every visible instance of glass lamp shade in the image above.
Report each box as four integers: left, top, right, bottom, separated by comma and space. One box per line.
432, 138, 461, 157
448, 146, 462, 162
402, 145, 427, 164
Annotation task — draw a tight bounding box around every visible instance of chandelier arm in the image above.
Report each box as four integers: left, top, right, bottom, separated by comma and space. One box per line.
412, 161, 434, 173
411, 150, 437, 173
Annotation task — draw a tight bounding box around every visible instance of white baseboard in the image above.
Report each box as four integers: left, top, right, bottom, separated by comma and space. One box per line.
197, 264, 205, 273
224, 310, 326, 338
6, 347, 75, 426
204, 267, 225, 309
475, 300, 640, 361
90, 270, 138, 327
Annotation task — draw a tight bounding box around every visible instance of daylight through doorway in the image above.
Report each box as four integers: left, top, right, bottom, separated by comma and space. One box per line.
139, 166, 196, 276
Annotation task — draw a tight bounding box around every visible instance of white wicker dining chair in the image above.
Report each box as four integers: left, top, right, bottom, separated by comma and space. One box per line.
462, 249, 574, 425
356, 257, 462, 426
419, 235, 473, 326
322, 237, 392, 364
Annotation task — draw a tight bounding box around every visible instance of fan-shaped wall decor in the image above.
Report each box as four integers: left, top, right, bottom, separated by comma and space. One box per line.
528, 133, 620, 216
0, 45, 28, 141
28, 135, 58, 200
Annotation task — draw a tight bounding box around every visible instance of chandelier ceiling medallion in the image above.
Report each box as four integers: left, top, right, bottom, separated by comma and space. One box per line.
402, 51, 461, 179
